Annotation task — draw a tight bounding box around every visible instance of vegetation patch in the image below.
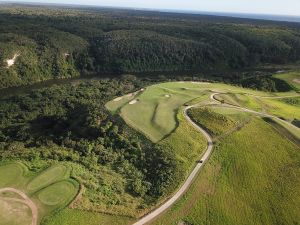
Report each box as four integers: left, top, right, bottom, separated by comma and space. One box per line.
187, 107, 238, 137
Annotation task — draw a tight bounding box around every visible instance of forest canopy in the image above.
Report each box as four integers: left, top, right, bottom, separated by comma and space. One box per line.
1, 5, 300, 88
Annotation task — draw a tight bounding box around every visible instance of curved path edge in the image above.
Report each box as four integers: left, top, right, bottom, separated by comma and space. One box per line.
132, 105, 214, 225
0, 187, 38, 225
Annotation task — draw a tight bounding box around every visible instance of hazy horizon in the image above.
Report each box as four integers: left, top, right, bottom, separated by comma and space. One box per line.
2, 0, 300, 17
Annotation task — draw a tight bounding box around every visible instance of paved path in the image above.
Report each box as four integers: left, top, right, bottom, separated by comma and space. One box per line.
132, 105, 214, 225
0, 187, 38, 225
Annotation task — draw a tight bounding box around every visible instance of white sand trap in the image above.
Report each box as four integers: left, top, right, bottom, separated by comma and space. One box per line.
165, 94, 171, 98
129, 99, 139, 105
140, 88, 145, 91
293, 79, 300, 84
6, 54, 20, 68
113, 97, 123, 102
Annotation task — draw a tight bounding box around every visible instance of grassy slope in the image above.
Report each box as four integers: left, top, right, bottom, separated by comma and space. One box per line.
106, 81, 281, 143
153, 118, 300, 225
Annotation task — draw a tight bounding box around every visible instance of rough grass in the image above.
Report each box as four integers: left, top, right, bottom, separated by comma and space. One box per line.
214, 93, 263, 111
259, 97, 300, 121
274, 72, 300, 90
43, 208, 134, 225
159, 108, 206, 181
153, 118, 300, 225
187, 107, 237, 136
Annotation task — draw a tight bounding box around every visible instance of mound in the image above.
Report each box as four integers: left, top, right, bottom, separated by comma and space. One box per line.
38, 180, 78, 207
27, 165, 69, 193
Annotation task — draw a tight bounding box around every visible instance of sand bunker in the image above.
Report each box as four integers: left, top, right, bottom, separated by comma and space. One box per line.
293, 79, 300, 84
129, 99, 139, 105
193, 81, 211, 85
165, 94, 170, 98
6, 54, 20, 68
113, 97, 123, 102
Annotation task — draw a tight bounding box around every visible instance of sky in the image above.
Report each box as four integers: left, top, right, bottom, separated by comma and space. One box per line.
3, 0, 300, 16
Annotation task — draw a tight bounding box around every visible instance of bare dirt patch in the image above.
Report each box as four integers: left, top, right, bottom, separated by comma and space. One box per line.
0, 188, 38, 225
293, 79, 300, 84
6, 54, 20, 68
129, 99, 139, 105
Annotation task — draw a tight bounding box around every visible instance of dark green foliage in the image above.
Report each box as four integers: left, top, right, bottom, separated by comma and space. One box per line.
0, 78, 178, 204
239, 76, 293, 92
1, 6, 300, 88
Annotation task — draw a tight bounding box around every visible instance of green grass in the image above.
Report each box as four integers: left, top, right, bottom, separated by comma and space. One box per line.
38, 180, 78, 206
259, 97, 300, 121
107, 82, 296, 224
27, 164, 70, 193
43, 208, 134, 225
274, 72, 300, 90
187, 107, 238, 137
214, 93, 263, 111
0, 163, 25, 187
153, 118, 300, 225
106, 81, 292, 142
159, 108, 206, 176
0, 163, 79, 225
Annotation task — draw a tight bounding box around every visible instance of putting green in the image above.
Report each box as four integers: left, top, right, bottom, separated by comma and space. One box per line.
0, 163, 24, 187
38, 180, 78, 206
0, 198, 32, 225
27, 164, 69, 192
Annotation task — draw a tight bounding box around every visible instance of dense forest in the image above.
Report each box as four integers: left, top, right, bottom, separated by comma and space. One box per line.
1, 4, 300, 89
0, 76, 185, 215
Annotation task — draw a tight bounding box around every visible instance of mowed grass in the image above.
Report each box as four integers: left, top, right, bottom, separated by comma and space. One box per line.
0, 163, 79, 225
106, 81, 291, 143
27, 164, 70, 193
38, 180, 78, 206
43, 208, 135, 225
118, 83, 208, 142
153, 117, 300, 225
0, 163, 25, 188
274, 71, 300, 90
